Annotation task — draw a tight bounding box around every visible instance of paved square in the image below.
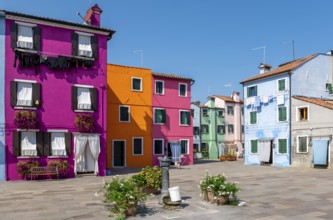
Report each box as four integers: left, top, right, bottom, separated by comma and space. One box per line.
1, 159, 333, 219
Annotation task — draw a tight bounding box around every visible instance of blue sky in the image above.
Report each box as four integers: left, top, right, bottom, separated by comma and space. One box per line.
2, 1, 333, 103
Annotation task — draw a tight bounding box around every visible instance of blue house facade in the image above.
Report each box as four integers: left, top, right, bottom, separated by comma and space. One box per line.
241, 54, 332, 167
191, 102, 201, 157
0, 13, 5, 181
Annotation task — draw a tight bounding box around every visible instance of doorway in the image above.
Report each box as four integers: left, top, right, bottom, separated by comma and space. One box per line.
312, 139, 329, 167
113, 140, 126, 167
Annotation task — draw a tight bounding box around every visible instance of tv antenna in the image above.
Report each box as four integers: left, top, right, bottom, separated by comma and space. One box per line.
283, 40, 295, 60
253, 46, 266, 64
77, 12, 88, 24
132, 50, 144, 67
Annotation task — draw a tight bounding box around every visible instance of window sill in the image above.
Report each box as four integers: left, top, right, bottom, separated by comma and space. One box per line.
47, 156, 68, 158
17, 129, 39, 132
180, 124, 190, 127
17, 156, 40, 159
14, 48, 38, 54
73, 55, 95, 61
296, 152, 309, 154
74, 110, 94, 113
14, 107, 37, 110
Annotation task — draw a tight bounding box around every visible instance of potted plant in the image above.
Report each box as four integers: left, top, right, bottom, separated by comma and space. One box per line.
199, 171, 240, 205
132, 166, 162, 194
16, 160, 39, 179
74, 114, 95, 133
193, 149, 202, 159
14, 110, 39, 129
103, 176, 147, 219
201, 150, 209, 159
219, 155, 228, 161
47, 160, 69, 178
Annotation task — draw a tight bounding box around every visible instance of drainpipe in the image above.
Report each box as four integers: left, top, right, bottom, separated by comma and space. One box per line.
289, 71, 292, 166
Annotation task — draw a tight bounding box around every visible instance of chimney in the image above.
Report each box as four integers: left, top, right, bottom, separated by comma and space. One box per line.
231, 92, 240, 102
84, 4, 102, 27
259, 63, 272, 74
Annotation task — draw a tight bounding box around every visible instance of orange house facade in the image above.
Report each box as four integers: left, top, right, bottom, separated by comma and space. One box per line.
107, 64, 153, 168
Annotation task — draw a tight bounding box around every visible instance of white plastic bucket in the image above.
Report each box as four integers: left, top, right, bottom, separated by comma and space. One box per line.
168, 186, 181, 202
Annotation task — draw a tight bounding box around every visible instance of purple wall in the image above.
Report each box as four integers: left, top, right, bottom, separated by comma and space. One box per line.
5, 19, 108, 180
152, 77, 193, 166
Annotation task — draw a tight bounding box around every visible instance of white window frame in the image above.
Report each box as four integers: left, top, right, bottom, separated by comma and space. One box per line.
154, 108, 166, 124
249, 111, 257, 125
132, 137, 143, 156
153, 138, 164, 155
201, 124, 209, 134
16, 23, 35, 50
277, 138, 288, 154
20, 131, 37, 157
250, 139, 258, 154
14, 79, 37, 109
119, 105, 130, 122
277, 106, 288, 123
179, 110, 190, 126
277, 78, 287, 92
227, 124, 234, 133
227, 106, 234, 115
202, 108, 208, 117
296, 106, 309, 122
132, 77, 142, 92
179, 83, 187, 97
297, 135, 309, 153
247, 84, 258, 98
74, 84, 94, 112
47, 130, 69, 158
217, 125, 224, 134
326, 83, 332, 92
155, 80, 164, 95
180, 139, 189, 155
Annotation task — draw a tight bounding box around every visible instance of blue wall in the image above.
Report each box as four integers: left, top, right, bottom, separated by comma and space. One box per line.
244, 74, 290, 167
191, 103, 201, 150
0, 15, 5, 181
243, 54, 332, 167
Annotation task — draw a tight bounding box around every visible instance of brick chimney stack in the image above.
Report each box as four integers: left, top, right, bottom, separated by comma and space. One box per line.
84, 4, 102, 27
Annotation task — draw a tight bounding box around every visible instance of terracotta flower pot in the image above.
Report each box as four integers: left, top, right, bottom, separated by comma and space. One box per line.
216, 195, 229, 205
207, 190, 215, 204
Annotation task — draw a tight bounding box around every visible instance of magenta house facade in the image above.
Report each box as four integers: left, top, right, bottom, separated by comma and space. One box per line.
152, 72, 194, 166
3, 5, 115, 180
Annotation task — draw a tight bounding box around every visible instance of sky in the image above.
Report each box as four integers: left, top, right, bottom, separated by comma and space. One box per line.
2, 1, 333, 103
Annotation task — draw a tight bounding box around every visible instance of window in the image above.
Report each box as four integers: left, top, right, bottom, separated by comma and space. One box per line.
241, 107, 244, 115
155, 80, 164, 94
71, 32, 98, 58
201, 124, 209, 134
193, 144, 199, 152
217, 110, 224, 117
217, 125, 225, 134
201, 143, 208, 152
20, 131, 37, 156
154, 108, 166, 124
133, 138, 143, 155
227, 106, 234, 115
241, 125, 244, 133
278, 139, 287, 154
250, 111, 257, 124
191, 109, 195, 117
297, 136, 308, 153
202, 109, 208, 117
71, 85, 98, 111
180, 140, 189, 154
278, 107, 287, 122
247, 85, 257, 97
119, 106, 130, 122
228, 124, 234, 133
193, 127, 200, 135
180, 110, 190, 126
277, 79, 286, 92
11, 22, 40, 51
153, 139, 164, 155
132, 77, 142, 91
179, 83, 187, 97
326, 83, 332, 94
47, 132, 71, 156
10, 80, 40, 108
297, 107, 308, 121
251, 140, 258, 153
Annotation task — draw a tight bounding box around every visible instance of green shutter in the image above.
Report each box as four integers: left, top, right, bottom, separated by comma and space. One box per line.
329, 84, 332, 94
251, 140, 258, 153
254, 86, 257, 96
279, 107, 287, 121
279, 79, 285, 91
247, 87, 250, 97
250, 112, 257, 124
299, 137, 307, 152
279, 139, 287, 153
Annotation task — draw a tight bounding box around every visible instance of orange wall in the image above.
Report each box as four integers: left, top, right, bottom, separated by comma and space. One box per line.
107, 64, 153, 168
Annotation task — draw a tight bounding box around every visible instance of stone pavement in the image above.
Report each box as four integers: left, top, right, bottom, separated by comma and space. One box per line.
1, 159, 333, 220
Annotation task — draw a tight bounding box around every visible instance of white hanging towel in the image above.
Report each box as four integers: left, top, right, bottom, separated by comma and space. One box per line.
262, 96, 269, 104
277, 94, 284, 105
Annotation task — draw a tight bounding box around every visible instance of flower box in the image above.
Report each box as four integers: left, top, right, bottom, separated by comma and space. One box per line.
14, 110, 39, 129
74, 114, 95, 133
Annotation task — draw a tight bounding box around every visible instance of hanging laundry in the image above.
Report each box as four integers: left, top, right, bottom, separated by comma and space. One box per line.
262, 96, 269, 104
47, 57, 59, 70
68, 58, 77, 71
58, 56, 69, 70
277, 94, 284, 105
254, 96, 261, 107
83, 59, 94, 68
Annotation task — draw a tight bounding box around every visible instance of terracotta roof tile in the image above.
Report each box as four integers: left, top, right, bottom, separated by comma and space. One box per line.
293, 96, 333, 110
213, 95, 244, 103
241, 54, 318, 84
152, 72, 193, 81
